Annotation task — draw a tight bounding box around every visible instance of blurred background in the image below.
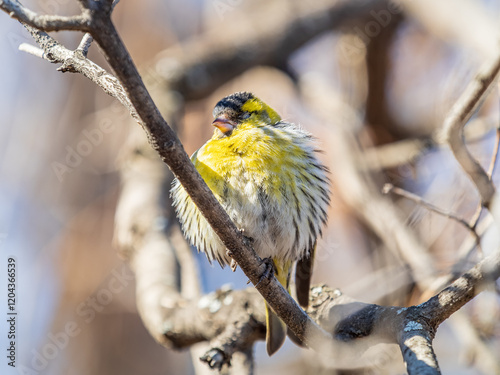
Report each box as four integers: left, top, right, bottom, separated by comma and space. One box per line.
1, 0, 500, 374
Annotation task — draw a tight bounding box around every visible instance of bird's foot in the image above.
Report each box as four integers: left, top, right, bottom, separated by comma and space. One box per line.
239, 228, 254, 247
255, 257, 275, 288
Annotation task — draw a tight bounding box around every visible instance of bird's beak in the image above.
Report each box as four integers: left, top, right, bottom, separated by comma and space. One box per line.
212, 116, 235, 134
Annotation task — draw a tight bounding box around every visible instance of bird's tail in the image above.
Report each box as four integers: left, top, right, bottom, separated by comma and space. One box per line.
286, 242, 317, 349
295, 240, 317, 308
265, 259, 291, 356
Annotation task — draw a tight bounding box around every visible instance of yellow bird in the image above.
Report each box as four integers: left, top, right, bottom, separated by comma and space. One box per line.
171, 92, 331, 355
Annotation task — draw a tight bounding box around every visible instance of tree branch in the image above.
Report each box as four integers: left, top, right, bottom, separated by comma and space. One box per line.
440, 49, 500, 209
149, 0, 386, 100
0, 0, 91, 31
422, 246, 500, 327
383, 183, 481, 248
19, 24, 138, 121
400, 330, 440, 375
308, 244, 500, 374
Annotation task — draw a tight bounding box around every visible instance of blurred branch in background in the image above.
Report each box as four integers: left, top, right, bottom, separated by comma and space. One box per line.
2, 0, 500, 374
146, 0, 387, 100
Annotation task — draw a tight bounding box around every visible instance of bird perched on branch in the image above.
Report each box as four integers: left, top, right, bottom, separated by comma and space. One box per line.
171, 92, 330, 355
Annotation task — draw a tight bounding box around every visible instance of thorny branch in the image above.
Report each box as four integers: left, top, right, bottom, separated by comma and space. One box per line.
2, 0, 500, 374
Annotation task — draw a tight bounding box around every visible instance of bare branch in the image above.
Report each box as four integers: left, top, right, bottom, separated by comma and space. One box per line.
422, 247, 500, 327
360, 115, 498, 172
400, 330, 440, 375
383, 183, 481, 247
76, 33, 93, 57
18, 42, 44, 59
201, 347, 254, 373
20, 24, 138, 122
440, 50, 500, 208
0, 0, 91, 31
309, 243, 500, 373
149, 0, 386, 100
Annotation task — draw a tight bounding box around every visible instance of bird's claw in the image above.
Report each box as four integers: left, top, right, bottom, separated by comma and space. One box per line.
200, 348, 230, 371
226, 249, 238, 272
239, 228, 254, 246
230, 259, 237, 272
228, 229, 255, 273
255, 257, 275, 288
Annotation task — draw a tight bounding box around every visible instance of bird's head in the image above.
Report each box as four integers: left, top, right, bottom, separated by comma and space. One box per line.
212, 92, 281, 136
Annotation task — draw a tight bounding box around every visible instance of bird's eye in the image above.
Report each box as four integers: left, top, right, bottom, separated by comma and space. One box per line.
240, 112, 251, 120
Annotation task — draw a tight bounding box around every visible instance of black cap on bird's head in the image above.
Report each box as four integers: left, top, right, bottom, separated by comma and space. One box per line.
213, 92, 254, 118
212, 92, 281, 135
212, 92, 254, 135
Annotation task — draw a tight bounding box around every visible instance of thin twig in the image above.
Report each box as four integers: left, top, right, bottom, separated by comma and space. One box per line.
0, 0, 91, 32
76, 33, 93, 57
383, 183, 482, 248
75, 0, 120, 57
464, 87, 500, 269
18, 42, 44, 58
19, 23, 138, 121
419, 214, 494, 302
